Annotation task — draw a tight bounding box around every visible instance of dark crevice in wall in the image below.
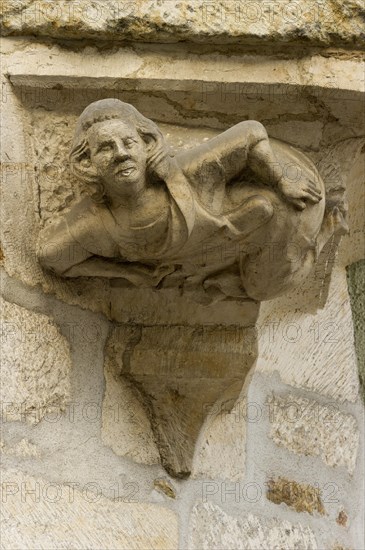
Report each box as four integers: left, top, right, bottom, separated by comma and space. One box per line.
346, 259, 365, 404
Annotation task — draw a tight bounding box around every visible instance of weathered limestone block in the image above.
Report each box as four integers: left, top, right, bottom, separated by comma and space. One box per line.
192, 396, 246, 481
189, 502, 318, 549
31, 95, 350, 479
102, 323, 256, 478
1, 0, 364, 48
103, 325, 248, 480
0, 83, 112, 317
37, 98, 335, 307
0, 438, 40, 458
0, 1, 364, 547
0, 469, 178, 550
267, 395, 359, 474
256, 268, 360, 403
2, 41, 363, 324
324, 138, 365, 268
110, 285, 260, 326
266, 477, 325, 516
102, 330, 161, 466
0, 297, 71, 423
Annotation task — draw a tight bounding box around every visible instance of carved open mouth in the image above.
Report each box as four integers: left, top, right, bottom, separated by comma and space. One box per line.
115, 164, 136, 177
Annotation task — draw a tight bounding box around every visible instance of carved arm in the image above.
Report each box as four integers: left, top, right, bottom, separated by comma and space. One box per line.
177, 120, 322, 210
37, 216, 92, 276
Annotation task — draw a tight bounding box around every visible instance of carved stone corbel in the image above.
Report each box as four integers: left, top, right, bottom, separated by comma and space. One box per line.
37, 99, 347, 477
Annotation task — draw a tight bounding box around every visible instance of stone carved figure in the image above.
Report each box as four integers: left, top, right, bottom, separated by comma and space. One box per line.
38, 98, 347, 304
37, 99, 349, 478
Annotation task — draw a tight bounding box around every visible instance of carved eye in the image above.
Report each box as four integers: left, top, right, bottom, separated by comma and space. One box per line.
124, 138, 137, 148
98, 144, 113, 153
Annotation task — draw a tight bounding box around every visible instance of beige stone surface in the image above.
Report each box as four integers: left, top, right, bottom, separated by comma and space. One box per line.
34, 95, 336, 316
0, 297, 71, 423
110, 286, 259, 326
0, 438, 40, 458
101, 327, 160, 465
0, 13, 364, 550
189, 502, 318, 549
1, 0, 364, 48
102, 324, 254, 478
265, 121, 324, 151
268, 395, 359, 474
5, 41, 364, 101
336, 139, 365, 267
256, 268, 360, 402
0, 52, 113, 317
0, 469, 178, 550
192, 397, 246, 481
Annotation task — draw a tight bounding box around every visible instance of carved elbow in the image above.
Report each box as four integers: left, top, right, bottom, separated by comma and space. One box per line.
37, 241, 66, 276
248, 120, 268, 141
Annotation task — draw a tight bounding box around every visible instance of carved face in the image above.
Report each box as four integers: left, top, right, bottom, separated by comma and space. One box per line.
88, 119, 148, 201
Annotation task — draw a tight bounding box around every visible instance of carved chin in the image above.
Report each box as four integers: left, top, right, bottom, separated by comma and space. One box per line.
107, 173, 144, 195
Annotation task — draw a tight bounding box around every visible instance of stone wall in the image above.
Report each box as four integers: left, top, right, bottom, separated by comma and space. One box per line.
347, 260, 365, 405
1, 4, 364, 549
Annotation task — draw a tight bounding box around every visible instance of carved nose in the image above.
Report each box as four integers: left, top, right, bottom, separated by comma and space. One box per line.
114, 142, 130, 160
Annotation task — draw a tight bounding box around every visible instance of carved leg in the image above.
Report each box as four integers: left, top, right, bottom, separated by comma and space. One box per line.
184, 195, 273, 296
247, 137, 284, 186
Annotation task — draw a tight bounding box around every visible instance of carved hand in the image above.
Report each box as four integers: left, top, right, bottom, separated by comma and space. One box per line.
278, 176, 322, 210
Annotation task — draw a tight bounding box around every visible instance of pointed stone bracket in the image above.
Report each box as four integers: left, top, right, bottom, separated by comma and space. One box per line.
107, 319, 258, 478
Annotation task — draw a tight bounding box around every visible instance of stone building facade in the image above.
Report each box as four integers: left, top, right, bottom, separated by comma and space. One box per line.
1, 2, 364, 548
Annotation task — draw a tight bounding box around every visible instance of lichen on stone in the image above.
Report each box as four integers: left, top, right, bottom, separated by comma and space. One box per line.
266, 477, 326, 516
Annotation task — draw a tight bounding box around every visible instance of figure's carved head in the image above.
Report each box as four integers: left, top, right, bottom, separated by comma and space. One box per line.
70, 99, 170, 203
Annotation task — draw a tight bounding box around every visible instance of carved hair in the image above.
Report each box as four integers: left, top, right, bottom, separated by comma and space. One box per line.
69, 99, 170, 203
